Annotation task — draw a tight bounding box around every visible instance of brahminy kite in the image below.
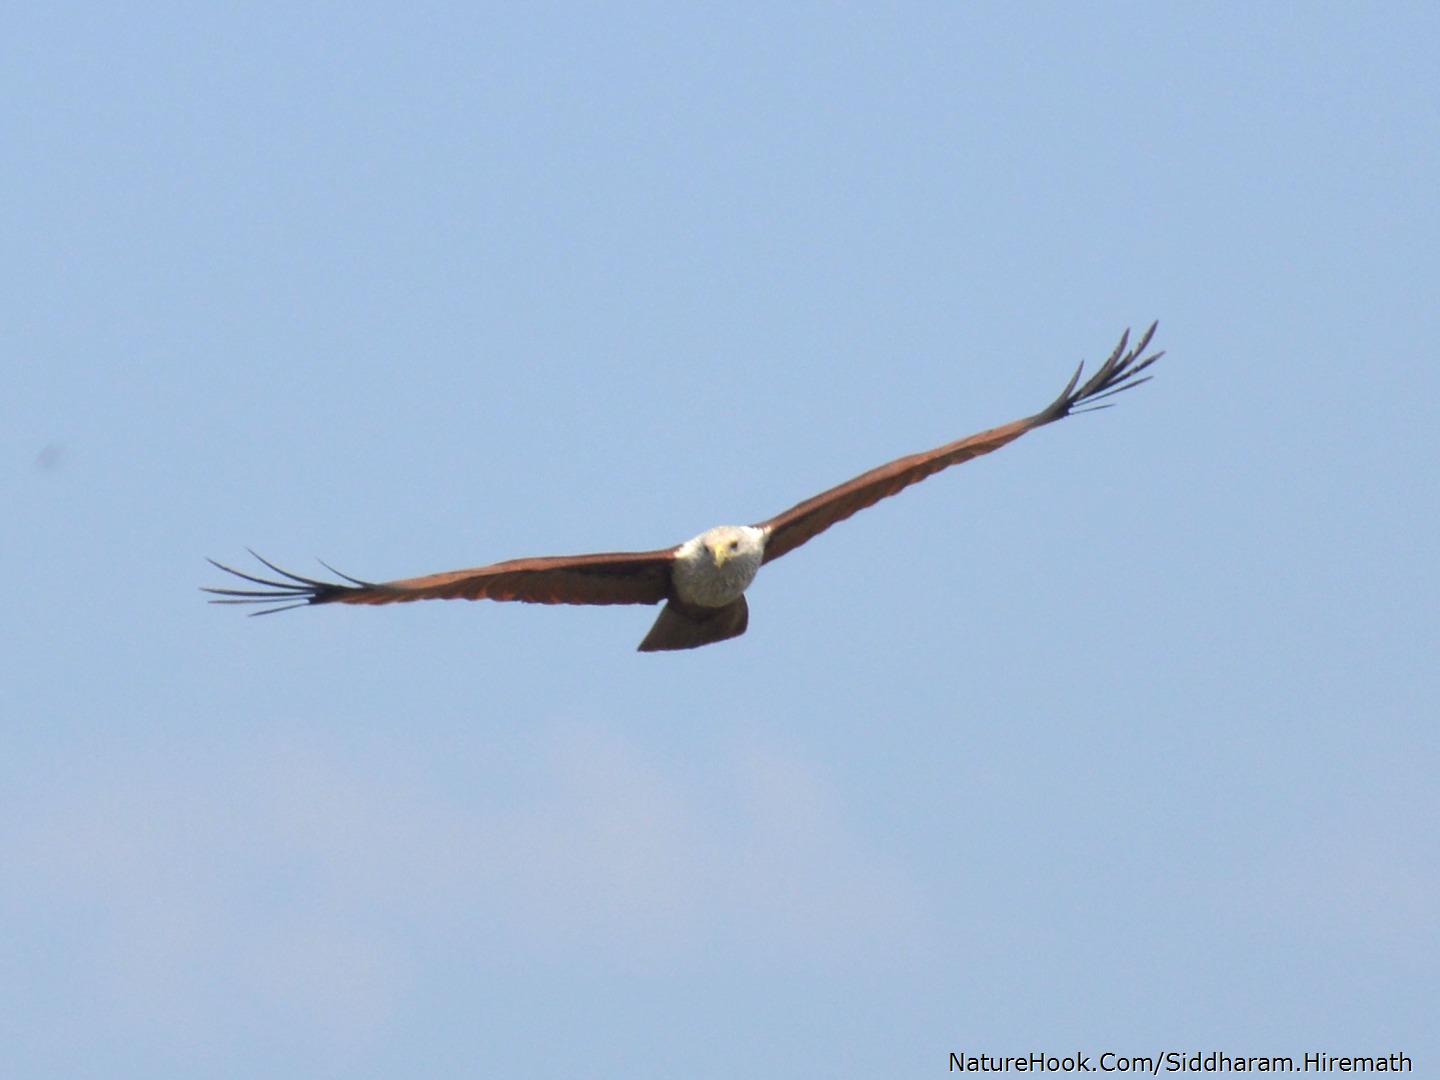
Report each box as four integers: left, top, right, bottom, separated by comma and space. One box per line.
206, 323, 1163, 651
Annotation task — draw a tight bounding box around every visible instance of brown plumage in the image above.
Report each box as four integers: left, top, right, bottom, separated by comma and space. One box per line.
205, 322, 1163, 650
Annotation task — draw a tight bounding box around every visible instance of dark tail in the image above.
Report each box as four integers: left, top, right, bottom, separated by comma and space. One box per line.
637, 597, 749, 652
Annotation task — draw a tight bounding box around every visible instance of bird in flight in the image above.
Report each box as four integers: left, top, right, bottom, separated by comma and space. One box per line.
206, 323, 1163, 651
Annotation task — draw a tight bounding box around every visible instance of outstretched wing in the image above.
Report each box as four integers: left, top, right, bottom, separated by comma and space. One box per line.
756, 322, 1163, 564
204, 547, 676, 615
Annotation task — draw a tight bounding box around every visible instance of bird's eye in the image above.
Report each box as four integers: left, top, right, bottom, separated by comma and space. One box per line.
729, 540, 739, 550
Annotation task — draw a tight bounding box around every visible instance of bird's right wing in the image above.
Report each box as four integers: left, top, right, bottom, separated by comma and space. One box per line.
204, 548, 676, 615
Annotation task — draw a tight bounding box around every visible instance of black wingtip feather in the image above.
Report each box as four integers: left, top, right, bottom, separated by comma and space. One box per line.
203, 552, 366, 613
245, 548, 333, 589
316, 558, 377, 588
1039, 322, 1163, 423
247, 601, 313, 616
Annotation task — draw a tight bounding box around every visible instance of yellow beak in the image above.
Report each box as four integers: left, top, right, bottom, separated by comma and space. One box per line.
711, 544, 731, 568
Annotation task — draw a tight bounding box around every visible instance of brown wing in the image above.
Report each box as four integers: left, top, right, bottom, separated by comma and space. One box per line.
756, 323, 1162, 564
204, 547, 676, 615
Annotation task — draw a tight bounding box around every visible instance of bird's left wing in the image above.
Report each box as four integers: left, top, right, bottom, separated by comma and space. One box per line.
755, 323, 1162, 564
204, 548, 676, 615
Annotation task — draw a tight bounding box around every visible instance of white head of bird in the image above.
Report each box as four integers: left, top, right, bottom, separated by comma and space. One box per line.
670, 525, 766, 608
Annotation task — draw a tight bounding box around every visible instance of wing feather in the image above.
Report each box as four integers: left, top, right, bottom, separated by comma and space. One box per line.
204, 548, 676, 615
756, 323, 1162, 564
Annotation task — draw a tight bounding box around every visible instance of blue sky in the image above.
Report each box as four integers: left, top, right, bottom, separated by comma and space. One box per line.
4, 4, 1437, 1077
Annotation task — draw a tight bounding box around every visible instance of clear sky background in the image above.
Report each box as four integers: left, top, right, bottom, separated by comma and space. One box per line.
4, 4, 1436, 1077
